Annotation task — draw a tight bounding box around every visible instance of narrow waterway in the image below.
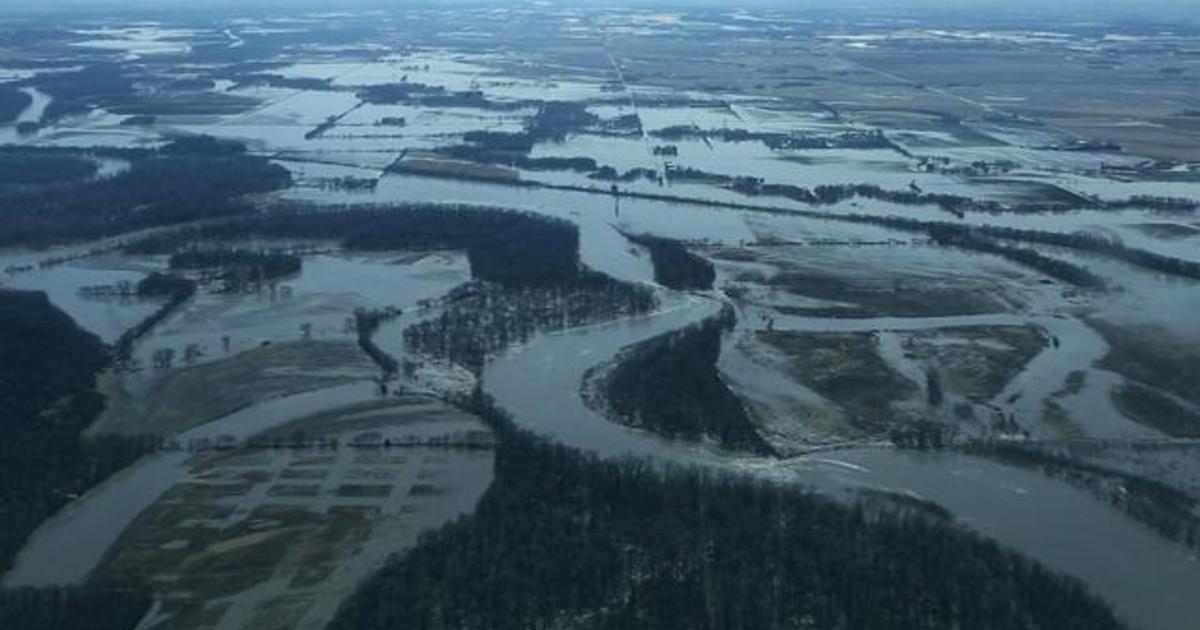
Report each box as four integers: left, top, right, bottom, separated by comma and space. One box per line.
0, 87, 50, 143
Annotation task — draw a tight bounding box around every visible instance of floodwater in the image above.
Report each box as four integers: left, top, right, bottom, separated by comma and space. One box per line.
126, 251, 469, 379
4, 31, 1198, 629
483, 289, 1200, 630
6, 376, 496, 630
2, 382, 377, 587
279, 170, 764, 282
0, 87, 50, 143
963, 208, 1200, 266
0, 253, 167, 343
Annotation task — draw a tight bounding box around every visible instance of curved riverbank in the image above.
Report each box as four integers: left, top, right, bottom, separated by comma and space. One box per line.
484, 289, 1200, 630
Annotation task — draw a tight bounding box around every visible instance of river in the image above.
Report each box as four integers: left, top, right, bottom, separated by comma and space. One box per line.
483, 289, 1200, 630
0, 87, 50, 144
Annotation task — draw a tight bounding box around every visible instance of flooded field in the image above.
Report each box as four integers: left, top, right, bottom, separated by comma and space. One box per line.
123, 250, 468, 378
8, 392, 494, 630
483, 291, 1200, 630
2, 5, 1198, 630
0, 252, 168, 343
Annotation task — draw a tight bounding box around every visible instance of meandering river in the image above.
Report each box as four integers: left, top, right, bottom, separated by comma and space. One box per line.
484, 290, 1200, 630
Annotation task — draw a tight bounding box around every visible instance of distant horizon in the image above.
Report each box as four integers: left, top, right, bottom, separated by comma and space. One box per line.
2, 0, 1196, 21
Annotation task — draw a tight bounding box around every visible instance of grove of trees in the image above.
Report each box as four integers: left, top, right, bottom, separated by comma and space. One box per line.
0, 86, 32, 123
599, 307, 774, 455
330, 399, 1125, 630
0, 151, 98, 186
0, 138, 291, 246
0, 586, 149, 630
405, 273, 656, 374
0, 290, 154, 574
126, 203, 586, 286
624, 233, 716, 291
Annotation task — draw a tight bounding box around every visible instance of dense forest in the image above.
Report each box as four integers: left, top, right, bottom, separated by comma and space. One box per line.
0, 85, 32, 123
0, 585, 148, 628
127, 204, 584, 286
404, 273, 656, 373
624, 233, 716, 291
594, 307, 773, 455
330, 400, 1124, 630
526, 101, 599, 141
0, 290, 153, 573
0, 152, 98, 186
168, 247, 303, 285
0, 138, 291, 246
23, 64, 137, 124
438, 143, 600, 173
0, 586, 149, 630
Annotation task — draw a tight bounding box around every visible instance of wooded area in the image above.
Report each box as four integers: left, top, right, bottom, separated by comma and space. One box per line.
330, 400, 1125, 630
0, 139, 290, 246
168, 248, 302, 284
624, 233, 715, 291
0, 86, 32, 123
405, 273, 656, 373
0, 586, 149, 630
0, 290, 153, 576
127, 204, 585, 286
598, 308, 773, 454
0, 152, 98, 186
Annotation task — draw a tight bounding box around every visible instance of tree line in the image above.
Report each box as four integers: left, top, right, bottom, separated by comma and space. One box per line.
596, 306, 774, 455
355, 306, 403, 376
359, 82, 527, 111
404, 273, 656, 374
861, 216, 1195, 285
964, 441, 1199, 550
111, 273, 197, 369
0, 152, 98, 186
650, 125, 899, 151
0, 290, 155, 579
435, 168, 1199, 285
21, 63, 137, 125
329, 393, 1125, 630
0, 586, 149, 630
0, 138, 291, 246
623, 233, 716, 291
0, 85, 32, 123
168, 247, 302, 288
927, 225, 1106, 288
126, 203, 585, 287
962, 222, 1200, 281
751, 209, 1189, 286
438, 143, 600, 173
